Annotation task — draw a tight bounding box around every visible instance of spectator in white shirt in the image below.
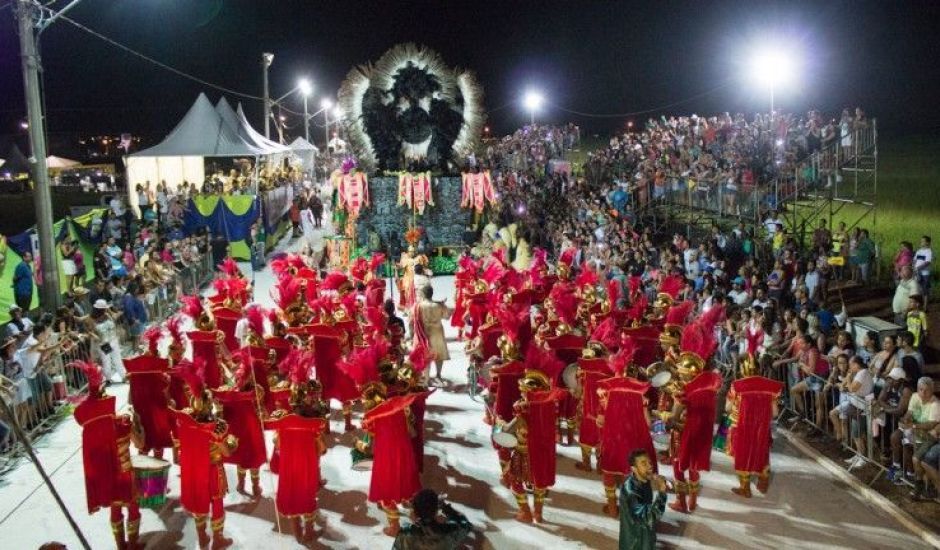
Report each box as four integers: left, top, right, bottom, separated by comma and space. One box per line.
914, 235, 932, 302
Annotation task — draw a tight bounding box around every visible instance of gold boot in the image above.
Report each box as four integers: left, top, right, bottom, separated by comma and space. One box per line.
688, 480, 700, 512
126, 517, 142, 550
533, 489, 546, 523
756, 469, 771, 494
732, 473, 752, 498
575, 444, 594, 472
194, 515, 210, 549
382, 505, 401, 537
669, 481, 689, 513
514, 492, 533, 523
111, 519, 127, 550
210, 516, 233, 549
602, 484, 619, 517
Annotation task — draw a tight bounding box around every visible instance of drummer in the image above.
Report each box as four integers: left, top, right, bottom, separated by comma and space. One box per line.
72, 360, 145, 550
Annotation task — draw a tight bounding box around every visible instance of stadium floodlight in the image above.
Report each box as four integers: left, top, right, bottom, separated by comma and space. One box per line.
523, 90, 544, 125
320, 98, 333, 110
750, 49, 794, 115
298, 78, 313, 97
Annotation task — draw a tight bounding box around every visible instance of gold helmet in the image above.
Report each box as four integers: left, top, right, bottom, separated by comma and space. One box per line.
196, 311, 216, 331
497, 334, 520, 361
654, 292, 674, 310
473, 279, 488, 294
582, 341, 609, 359
739, 352, 758, 378
557, 263, 571, 280
659, 324, 682, 347
518, 369, 551, 393
675, 351, 706, 382
361, 381, 387, 410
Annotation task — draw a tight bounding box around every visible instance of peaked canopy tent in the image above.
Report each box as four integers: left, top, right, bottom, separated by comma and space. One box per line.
46, 155, 81, 169
289, 136, 318, 172
1, 144, 30, 177
125, 93, 284, 214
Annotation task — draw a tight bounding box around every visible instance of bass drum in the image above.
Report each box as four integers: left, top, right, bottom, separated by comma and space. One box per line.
492, 418, 519, 448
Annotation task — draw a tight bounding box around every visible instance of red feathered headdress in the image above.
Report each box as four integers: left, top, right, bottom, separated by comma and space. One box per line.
575, 265, 599, 288
558, 247, 577, 267
625, 294, 649, 324
364, 306, 387, 334
72, 360, 104, 395
180, 295, 204, 320
320, 271, 350, 291
369, 253, 386, 275
607, 279, 621, 310
627, 275, 643, 298
408, 344, 433, 373
665, 300, 695, 326
337, 339, 390, 386
340, 293, 359, 320
590, 317, 619, 350
350, 257, 369, 282
658, 274, 685, 299
698, 304, 726, 333
278, 348, 302, 378
178, 357, 207, 399
142, 326, 162, 356
491, 248, 508, 268
609, 338, 638, 376
289, 352, 313, 386
549, 285, 579, 325
482, 261, 506, 286
524, 346, 565, 384
219, 257, 241, 278
681, 321, 717, 361
166, 315, 185, 345
246, 305, 267, 337
495, 305, 526, 341
273, 276, 302, 311
501, 267, 524, 291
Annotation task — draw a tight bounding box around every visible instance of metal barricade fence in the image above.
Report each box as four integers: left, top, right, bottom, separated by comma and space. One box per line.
1, 253, 216, 468
765, 358, 895, 485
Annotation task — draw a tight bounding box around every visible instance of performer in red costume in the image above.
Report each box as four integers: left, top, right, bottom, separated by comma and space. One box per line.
181, 295, 228, 389
173, 361, 238, 549
124, 348, 173, 459
727, 353, 783, 498
265, 358, 329, 543
73, 361, 143, 550
542, 286, 585, 446
212, 351, 268, 499
308, 303, 359, 431
488, 307, 527, 485
362, 392, 422, 536
574, 319, 619, 472
506, 347, 566, 524
668, 320, 722, 514
596, 340, 657, 516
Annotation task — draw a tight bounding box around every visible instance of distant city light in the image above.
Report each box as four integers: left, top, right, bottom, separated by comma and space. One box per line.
19, 121, 28, 129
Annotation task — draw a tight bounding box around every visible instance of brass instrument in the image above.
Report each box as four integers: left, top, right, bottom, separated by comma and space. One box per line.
518, 370, 551, 393
739, 352, 758, 378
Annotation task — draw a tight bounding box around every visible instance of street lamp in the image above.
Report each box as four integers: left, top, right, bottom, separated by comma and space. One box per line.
299, 78, 313, 142
320, 98, 332, 149
523, 90, 544, 126
750, 49, 794, 117
262, 53, 274, 138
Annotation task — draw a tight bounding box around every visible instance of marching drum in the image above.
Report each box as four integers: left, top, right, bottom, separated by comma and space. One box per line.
651, 419, 670, 451
132, 455, 171, 509
491, 418, 519, 448
561, 364, 580, 395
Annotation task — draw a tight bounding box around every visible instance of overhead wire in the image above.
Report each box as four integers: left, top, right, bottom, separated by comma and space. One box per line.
548, 80, 733, 118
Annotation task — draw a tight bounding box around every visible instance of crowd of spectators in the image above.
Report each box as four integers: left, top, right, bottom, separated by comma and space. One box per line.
475, 115, 936, 503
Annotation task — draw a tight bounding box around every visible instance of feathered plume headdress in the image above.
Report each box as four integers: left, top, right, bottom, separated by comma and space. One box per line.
495, 305, 526, 341
273, 276, 302, 311
626, 294, 648, 324
590, 317, 620, 350
166, 315, 185, 345
575, 265, 599, 289
607, 279, 621, 311
246, 305, 267, 338
180, 295, 204, 320
609, 337, 638, 376
680, 321, 718, 361
72, 360, 105, 395
524, 346, 565, 384
219, 257, 241, 279
177, 357, 207, 400
558, 247, 577, 268
658, 274, 685, 300
337, 339, 390, 386
549, 284, 579, 325
320, 271, 350, 292
664, 300, 695, 326
350, 257, 369, 282
142, 326, 163, 356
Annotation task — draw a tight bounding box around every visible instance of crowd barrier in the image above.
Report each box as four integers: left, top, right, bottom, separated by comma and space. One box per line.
0, 253, 215, 472
764, 356, 898, 486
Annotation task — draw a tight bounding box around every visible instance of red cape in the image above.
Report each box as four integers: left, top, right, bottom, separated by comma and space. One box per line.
676, 370, 722, 472
188, 330, 224, 389
524, 388, 566, 488
308, 324, 359, 403
577, 358, 612, 447
74, 396, 135, 514
265, 414, 327, 516
729, 376, 783, 474
212, 389, 267, 469
597, 376, 656, 475
490, 360, 525, 423
124, 355, 173, 450
172, 411, 227, 515
212, 308, 241, 352
362, 394, 421, 503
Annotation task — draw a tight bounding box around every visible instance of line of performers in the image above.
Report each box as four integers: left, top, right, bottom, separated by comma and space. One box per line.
72, 256, 439, 549
452, 247, 784, 523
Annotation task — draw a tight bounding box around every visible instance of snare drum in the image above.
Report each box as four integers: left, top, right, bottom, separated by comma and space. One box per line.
132, 455, 171, 509
651, 419, 670, 451
492, 419, 519, 448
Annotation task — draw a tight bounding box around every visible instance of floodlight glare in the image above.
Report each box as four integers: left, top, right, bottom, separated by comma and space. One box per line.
332, 106, 343, 119
321, 98, 333, 110
298, 78, 313, 96
751, 50, 793, 89
523, 91, 544, 112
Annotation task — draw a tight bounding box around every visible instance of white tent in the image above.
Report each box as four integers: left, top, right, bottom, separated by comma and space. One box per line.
125, 93, 282, 214
289, 137, 318, 172
46, 155, 81, 169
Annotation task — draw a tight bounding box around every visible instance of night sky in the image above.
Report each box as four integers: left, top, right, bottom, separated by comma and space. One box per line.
1, 0, 939, 150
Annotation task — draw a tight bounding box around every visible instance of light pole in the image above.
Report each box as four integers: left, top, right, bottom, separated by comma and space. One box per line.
299, 78, 313, 142
262, 52, 274, 139
523, 90, 544, 126
751, 49, 793, 118
15, 0, 76, 310
321, 98, 333, 150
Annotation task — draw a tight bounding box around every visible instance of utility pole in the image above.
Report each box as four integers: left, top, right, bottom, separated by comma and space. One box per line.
16, 0, 61, 310
303, 93, 310, 143
324, 108, 330, 151
262, 52, 274, 139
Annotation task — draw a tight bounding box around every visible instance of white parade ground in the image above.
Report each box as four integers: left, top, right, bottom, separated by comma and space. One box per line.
0, 224, 936, 550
